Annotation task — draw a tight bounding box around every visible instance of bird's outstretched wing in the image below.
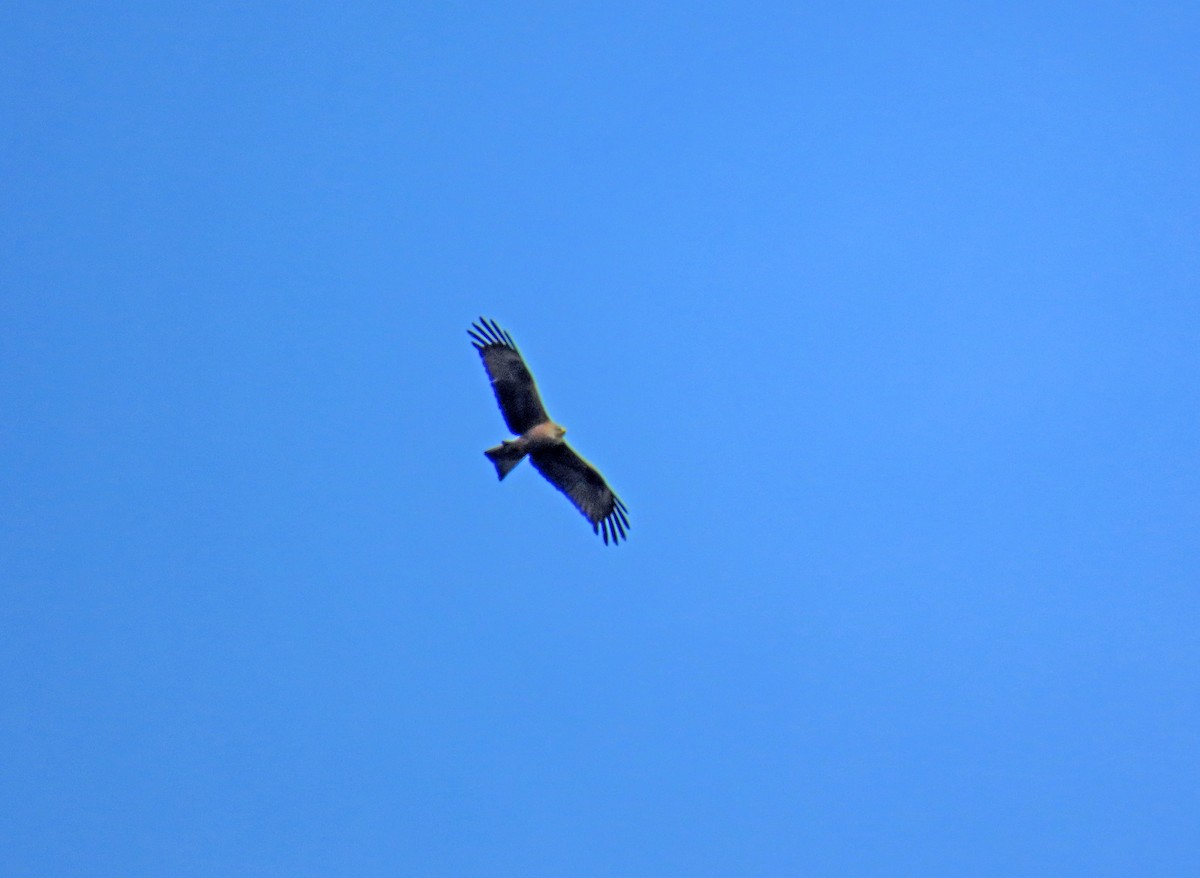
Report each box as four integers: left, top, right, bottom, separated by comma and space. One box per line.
468, 318, 549, 435
530, 443, 630, 545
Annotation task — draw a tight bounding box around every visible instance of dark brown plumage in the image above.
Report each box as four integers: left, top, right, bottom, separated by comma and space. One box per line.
468, 318, 630, 545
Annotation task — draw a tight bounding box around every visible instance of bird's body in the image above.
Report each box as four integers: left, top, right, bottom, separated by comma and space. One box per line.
512, 420, 568, 453
468, 318, 630, 545
482, 420, 566, 480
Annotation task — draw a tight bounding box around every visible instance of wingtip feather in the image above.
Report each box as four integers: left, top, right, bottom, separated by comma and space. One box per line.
469, 317, 520, 351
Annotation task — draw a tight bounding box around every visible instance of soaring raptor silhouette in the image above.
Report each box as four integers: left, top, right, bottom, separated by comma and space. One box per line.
468, 318, 630, 545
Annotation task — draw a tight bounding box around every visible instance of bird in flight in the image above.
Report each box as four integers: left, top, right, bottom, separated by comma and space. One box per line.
468, 318, 630, 545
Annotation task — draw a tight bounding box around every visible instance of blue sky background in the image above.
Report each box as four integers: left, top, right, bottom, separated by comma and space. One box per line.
3, 2, 1198, 875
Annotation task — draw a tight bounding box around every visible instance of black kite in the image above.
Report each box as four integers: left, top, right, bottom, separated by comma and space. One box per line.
469, 318, 630, 545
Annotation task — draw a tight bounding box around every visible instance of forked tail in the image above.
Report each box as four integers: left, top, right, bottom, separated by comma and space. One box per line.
484, 442, 525, 480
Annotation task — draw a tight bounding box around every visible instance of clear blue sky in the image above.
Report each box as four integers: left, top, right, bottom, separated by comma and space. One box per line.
3, 3, 1198, 875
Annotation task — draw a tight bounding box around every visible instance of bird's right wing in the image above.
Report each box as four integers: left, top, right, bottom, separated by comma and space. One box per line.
468, 318, 550, 435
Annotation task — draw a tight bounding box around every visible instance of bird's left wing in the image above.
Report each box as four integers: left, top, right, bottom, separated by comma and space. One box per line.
530, 443, 630, 545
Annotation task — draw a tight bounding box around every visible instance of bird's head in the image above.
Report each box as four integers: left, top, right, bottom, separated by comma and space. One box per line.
556, 424, 567, 439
